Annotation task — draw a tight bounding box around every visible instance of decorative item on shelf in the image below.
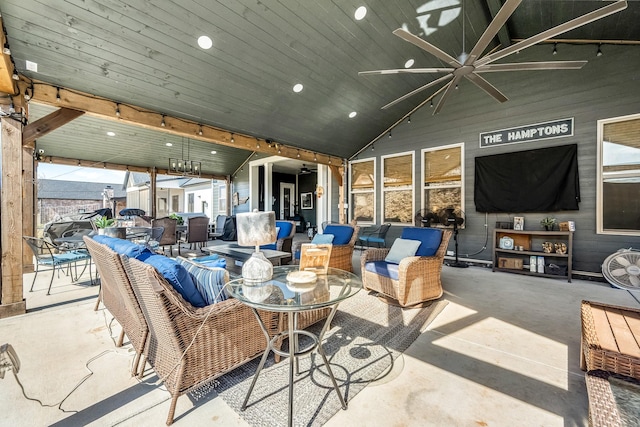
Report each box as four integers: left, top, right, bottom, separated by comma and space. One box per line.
499, 236, 514, 250
542, 242, 554, 253
555, 242, 567, 254
513, 216, 524, 231
540, 217, 556, 231
559, 221, 576, 231
236, 210, 277, 284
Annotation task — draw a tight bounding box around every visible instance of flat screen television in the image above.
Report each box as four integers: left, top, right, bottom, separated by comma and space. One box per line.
474, 144, 580, 213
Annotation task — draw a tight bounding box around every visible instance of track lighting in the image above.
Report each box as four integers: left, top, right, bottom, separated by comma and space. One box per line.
552, 43, 557, 55
597, 44, 603, 57
161, 115, 166, 127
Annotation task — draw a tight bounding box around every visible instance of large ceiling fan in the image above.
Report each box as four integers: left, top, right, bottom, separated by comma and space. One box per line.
360, 0, 627, 115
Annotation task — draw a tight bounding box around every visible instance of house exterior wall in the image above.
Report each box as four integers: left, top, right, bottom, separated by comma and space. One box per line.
349, 44, 640, 273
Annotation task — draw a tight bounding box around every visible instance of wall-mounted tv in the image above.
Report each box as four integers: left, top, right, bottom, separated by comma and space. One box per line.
474, 144, 580, 213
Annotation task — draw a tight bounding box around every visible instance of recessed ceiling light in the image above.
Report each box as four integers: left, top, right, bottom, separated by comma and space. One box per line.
293, 83, 304, 93
404, 58, 415, 68
166, 142, 173, 147
106, 131, 116, 136
210, 150, 217, 154
197, 35, 213, 49
349, 111, 357, 118
354, 6, 367, 20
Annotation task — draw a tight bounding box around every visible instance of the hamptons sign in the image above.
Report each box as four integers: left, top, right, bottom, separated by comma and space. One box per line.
479, 118, 574, 148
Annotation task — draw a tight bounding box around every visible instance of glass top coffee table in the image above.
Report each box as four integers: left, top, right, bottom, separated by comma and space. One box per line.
226, 265, 362, 427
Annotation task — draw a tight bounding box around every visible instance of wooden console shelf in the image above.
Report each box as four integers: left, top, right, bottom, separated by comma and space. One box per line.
492, 229, 573, 282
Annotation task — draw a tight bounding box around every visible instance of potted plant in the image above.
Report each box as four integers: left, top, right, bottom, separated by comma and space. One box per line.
94, 216, 116, 234
169, 213, 184, 226
540, 217, 556, 231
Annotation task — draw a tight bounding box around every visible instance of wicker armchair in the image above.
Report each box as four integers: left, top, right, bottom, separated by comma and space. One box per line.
120, 256, 279, 425
292, 223, 360, 272
83, 236, 148, 377
361, 228, 452, 307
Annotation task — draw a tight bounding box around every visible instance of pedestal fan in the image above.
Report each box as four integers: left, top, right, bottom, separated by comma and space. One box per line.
439, 208, 468, 268
415, 210, 438, 227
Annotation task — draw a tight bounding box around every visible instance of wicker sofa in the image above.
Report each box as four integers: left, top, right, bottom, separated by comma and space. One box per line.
86, 235, 279, 425
361, 228, 452, 307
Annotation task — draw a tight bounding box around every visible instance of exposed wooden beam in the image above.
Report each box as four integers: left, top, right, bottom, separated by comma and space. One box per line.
23, 107, 85, 148
0, 17, 17, 95
512, 38, 640, 45
485, 0, 512, 49
40, 155, 227, 181
21, 79, 344, 166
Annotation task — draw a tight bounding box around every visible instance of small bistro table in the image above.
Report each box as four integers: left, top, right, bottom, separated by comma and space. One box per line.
226, 265, 362, 427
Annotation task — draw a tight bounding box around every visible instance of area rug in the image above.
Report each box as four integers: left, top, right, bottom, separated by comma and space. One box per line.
210, 292, 448, 427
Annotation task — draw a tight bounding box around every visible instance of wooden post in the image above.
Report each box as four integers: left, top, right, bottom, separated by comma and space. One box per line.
1, 117, 27, 318
22, 145, 35, 273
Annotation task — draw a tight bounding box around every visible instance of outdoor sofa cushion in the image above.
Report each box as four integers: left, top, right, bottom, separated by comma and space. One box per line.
261, 221, 294, 250
364, 261, 400, 280
176, 257, 229, 305
385, 238, 422, 264
323, 225, 354, 245
143, 255, 206, 308
400, 227, 443, 257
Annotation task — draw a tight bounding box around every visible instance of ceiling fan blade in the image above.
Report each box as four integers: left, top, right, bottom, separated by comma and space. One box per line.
464, 73, 508, 103
630, 275, 640, 286
433, 76, 461, 114
476, 61, 588, 72
382, 74, 453, 110
465, 0, 522, 65
359, 68, 455, 76
475, 1, 628, 67
393, 28, 462, 68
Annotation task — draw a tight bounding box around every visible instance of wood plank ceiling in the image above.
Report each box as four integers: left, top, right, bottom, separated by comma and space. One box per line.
1, 1, 639, 177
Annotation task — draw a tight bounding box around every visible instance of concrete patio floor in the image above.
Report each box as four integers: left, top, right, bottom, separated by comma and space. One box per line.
2, 237, 639, 426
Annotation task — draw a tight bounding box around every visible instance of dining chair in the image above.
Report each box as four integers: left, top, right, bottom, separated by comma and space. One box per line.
23, 236, 93, 295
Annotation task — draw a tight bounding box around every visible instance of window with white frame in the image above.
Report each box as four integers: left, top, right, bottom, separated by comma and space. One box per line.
598, 113, 640, 235
218, 182, 227, 213
382, 152, 414, 224
350, 159, 376, 223
421, 143, 464, 224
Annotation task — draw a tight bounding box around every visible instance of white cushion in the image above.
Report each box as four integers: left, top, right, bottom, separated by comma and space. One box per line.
311, 233, 334, 244
384, 238, 421, 264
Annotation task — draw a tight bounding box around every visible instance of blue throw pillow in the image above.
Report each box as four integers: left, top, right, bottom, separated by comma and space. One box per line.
93, 235, 152, 260
177, 257, 228, 305
311, 233, 334, 244
385, 238, 422, 264
400, 227, 443, 257
192, 254, 227, 269
323, 225, 354, 245
144, 255, 206, 308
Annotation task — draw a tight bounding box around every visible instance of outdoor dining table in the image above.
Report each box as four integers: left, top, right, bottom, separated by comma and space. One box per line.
226, 265, 362, 427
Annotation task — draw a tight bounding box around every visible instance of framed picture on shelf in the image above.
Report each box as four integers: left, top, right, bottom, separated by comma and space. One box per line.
513, 216, 524, 230
301, 192, 313, 210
